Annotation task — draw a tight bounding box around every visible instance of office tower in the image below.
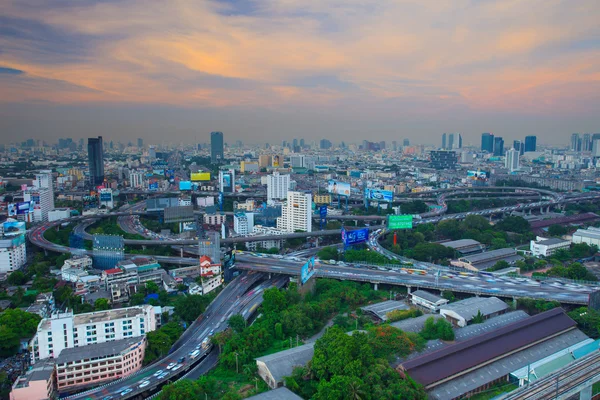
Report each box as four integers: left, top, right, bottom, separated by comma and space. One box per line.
277, 191, 312, 233
442, 133, 447, 149
78, 138, 84, 151
320, 139, 332, 149
148, 145, 156, 160
592, 134, 600, 157
571, 133, 580, 151
379, 141, 386, 150
505, 148, 520, 172
448, 133, 455, 150
267, 172, 290, 201
290, 154, 305, 168
210, 131, 224, 163
524, 136, 537, 152
218, 169, 235, 193
137, 138, 143, 148
392, 141, 397, 151
87, 136, 105, 186
34, 170, 55, 210
513, 140, 523, 155
92, 234, 124, 270
430, 150, 457, 170
493, 137, 504, 156
292, 138, 298, 149
24, 188, 53, 222
299, 138, 305, 148
29, 305, 156, 362
481, 133, 494, 152
583, 134, 592, 152
403, 139, 410, 147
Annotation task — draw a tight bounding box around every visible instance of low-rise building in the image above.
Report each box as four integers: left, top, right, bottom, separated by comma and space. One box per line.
9, 359, 56, 400
439, 239, 485, 256
256, 343, 315, 389
452, 248, 523, 271
48, 208, 72, 222
55, 336, 146, 391
410, 290, 449, 312
530, 236, 571, 257
572, 227, 600, 248
439, 296, 508, 327
204, 213, 227, 226
61, 255, 93, 271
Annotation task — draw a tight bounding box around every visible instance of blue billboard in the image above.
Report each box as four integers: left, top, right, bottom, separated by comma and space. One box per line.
319, 205, 328, 219
166, 169, 175, 181
149, 182, 159, 191
99, 192, 112, 201
341, 228, 369, 246
365, 188, 393, 203
16, 201, 34, 215
2, 221, 26, 236
179, 181, 192, 191
300, 257, 316, 285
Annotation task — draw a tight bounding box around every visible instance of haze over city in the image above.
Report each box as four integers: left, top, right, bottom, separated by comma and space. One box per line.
1, 0, 600, 144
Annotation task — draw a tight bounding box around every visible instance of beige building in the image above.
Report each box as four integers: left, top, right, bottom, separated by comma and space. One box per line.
258, 155, 272, 168
10, 360, 55, 400
313, 193, 331, 204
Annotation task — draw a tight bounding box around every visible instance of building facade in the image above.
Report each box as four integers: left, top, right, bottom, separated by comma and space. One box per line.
210, 131, 224, 163
87, 136, 105, 186
277, 191, 312, 233
267, 172, 290, 202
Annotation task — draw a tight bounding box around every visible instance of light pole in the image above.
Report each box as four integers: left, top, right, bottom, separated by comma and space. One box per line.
235, 352, 239, 374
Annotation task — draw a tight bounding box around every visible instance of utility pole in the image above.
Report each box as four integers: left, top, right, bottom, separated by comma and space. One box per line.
235, 352, 239, 374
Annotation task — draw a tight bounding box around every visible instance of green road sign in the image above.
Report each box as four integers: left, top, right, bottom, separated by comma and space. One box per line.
388, 215, 413, 230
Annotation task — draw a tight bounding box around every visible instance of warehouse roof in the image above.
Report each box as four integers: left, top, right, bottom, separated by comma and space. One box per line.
255, 343, 315, 384
411, 290, 445, 304
453, 311, 529, 342
402, 308, 577, 387
459, 248, 516, 264
440, 296, 508, 321
361, 300, 409, 321
535, 238, 570, 246
246, 387, 303, 400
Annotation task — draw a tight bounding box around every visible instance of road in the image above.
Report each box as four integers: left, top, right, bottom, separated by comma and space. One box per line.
66, 272, 286, 400
233, 253, 593, 305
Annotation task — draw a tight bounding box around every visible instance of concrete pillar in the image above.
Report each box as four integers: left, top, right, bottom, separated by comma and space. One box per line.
407, 286, 412, 294
579, 384, 592, 400
540, 207, 544, 214
373, 283, 378, 291
546, 206, 550, 213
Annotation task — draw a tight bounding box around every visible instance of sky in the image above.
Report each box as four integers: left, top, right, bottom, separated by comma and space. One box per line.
1, 0, 599, 146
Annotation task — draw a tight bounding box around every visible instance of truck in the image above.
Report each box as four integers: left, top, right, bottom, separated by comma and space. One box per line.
189, 349, 200, 359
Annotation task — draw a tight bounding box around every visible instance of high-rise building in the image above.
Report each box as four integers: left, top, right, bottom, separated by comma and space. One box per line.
34, 170, 55, 211
493, 137, 505, 156
505, 148, 520, 172
430, 151, 457, 170
148, 145, 156, 160
524, 136, 537, 152
198, 231, 220, 264
299, 139, 305, 148
259, 155, 272, 168
392, 141, 397, 151
277, 191, 312, 233
319, 139, 332, 150
441, 133, 447, 149
0, 221, 26, 274
234, 212, 254, 235
218, 169, 235, 193
267, 172, 290, 202
137, 138, 143, 148
24, 188, 53, 222
403, 138, 410, 147
87, 136, 105, 186
481, 133, 494, 152
571, 133, 580, 152
290, 154, 305, 168
92, 234, 124, 270
210, 131, 224, 163
583, 134, 592, 152
29, 305, 157, 362
592, 134, 600, 157
513, 140, 523, 155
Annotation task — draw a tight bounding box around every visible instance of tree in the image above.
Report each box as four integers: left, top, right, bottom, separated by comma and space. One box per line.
145, 281, 160, 294
7, 271, 27, 286
442, 290, 455, 302
495, 216, 531, 234
0, 326, 19, 357
548, 224, 568, 237
0, 309, 41, 338
317, 247, 339, 261
144, 330, 172, 364
471, 310, 485, 324
489, 260, 510, 272
275, 323, 283, 340
130, 293, 145, 306
174, 295, 210, 323
94, 298, 110, 311
262, 287, 288, 314
159, 379, 203, 400
228, 314, 246, 334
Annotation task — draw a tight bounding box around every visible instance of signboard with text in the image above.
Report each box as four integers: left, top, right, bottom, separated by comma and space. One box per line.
365, 188, 394, 202
341, 228, 369, 246
388, 215, 413, 230
191, 172, 211, 181
300, 257, 316, 285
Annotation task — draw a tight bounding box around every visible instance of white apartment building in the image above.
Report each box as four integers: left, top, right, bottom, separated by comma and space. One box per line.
290, 155, 305, 168
245, 225, 285, 251
62, 255, 93, 271
30, 305, 157, 363
267, 172, 290, 201
0, 235, 27, 275
48, 208, 71, 222
24, 188, 53, 222
530, 236, 571, 257
505, 148, 520, 172
129, 171, 145, 189
234, 212, 254, 235
277, 191, 312, 233
34, 170, 55, 210
204, 213, 227, 226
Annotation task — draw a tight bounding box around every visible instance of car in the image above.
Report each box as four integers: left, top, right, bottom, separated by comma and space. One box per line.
102, 397, 113, 400
158, 372, 169, 379
120, 388, 133, 396
172, 364, 183, 371
178, 356, 185, 363
166, 362, 177, 370
153, 370, 163, 377
139, 381, 150, 388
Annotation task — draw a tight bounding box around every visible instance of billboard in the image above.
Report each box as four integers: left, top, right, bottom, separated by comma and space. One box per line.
7, 203, 16, 216
467, 170, 488, 181
388, 215, 413, 230
218, 192, 224, 207
179, 181, 192, 191
191, 172, 211, 181
272, 155, 282, 167
166, 169, 175, 181
300, 257, 316, 285
2, 221, 26, 236
319, 205, 328, 219
83, 195, 98, 210
16, 201, 34, 215
341, 228, 369, 246
99, 192, 113, 201
153, 169, 165, 176
149, 182, 159, 191
327, 180, 351, 196
365, 188, 394, 202
222, 173, 232, 189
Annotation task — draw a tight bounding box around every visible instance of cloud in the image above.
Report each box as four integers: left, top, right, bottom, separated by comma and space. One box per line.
0, 0, 599, 119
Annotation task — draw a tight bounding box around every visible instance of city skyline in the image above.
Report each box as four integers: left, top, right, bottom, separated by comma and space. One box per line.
1, 1, 599, 144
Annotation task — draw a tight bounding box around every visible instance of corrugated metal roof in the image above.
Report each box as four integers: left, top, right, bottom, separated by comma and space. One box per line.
440, 296, 508, 321
402, 308, 577, 387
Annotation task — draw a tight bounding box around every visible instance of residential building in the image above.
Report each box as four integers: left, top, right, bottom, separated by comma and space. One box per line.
430, 150, 457, 170
210, 131, 224, 163
204, 213, 227, 226
505, 148, 520, 172
277, 191, 312, 233
312, 193, 331, 204
61, 255, 93, 271
493, 137, 504, 156
129, 171, 145, 189
34, 170, 55, 210
439, 296, 508, 327
245, 225, 285, 251
87, 136, 105, 186
30, 305, 157, 363
48, 208, 71, 222
55, 336, 146, 391
410, 290, 449, 312
258, 155, 272, 168
9, 359, 56, 400
24, 188, 53, 222
0, 233, 26, 275
234, 212, 254, 235
290, 155, 305, 168
481, 133, 494, 153
524, 135, 537, 152
267, 172, 290, 202
530, 237, 571, 257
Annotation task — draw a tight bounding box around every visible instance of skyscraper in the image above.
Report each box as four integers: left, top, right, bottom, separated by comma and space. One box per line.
403, 139, 410, 147
267, 171, 290, 201
277, 191, 312, 233
505, 148, 520, 172
87, 136, 105, 186
481, 133, 494, 152
524, 136, 537, 152
137, 138, 143, 148
583, 134, 592, 152
571, 133, 580, 152
513, 140, 523, 155
441, 133, 447, 149
319, 139, 332, 149
211, 131, 224, 163
447, 133, 454, 150
493, 137, 504, 156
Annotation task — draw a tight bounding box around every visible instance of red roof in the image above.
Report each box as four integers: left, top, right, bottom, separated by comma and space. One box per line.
104, 268, 122, 275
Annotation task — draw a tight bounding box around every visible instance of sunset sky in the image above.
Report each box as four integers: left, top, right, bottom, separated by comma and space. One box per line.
1, 0, 599, 145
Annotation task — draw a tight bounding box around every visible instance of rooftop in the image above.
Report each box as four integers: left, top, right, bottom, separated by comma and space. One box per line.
535, 238, 570, 246
360, 300, 409, 321
440, 239, 483, 249
56, 336, 143, 365
246, 387, 303, 400
411, 290, 446, 304
402, 308, 577, 388
255, 343, 315, 384
440, 296, 509, 321
459, 248, 517, 264
12, 359, 54, 389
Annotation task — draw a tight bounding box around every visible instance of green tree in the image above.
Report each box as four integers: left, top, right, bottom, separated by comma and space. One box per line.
7, 271, 27, 285
275, 323, 283, 340
145, 281, 160, 294
317, 246, 339, 261
174, 295, 211, 324
159, 378, 203, 400
0, 309, 42, 338
471, 310, 485, 324
489, 260, 510, 272
228, 314, 246, 334
0, 326, 19, 357
548, 224, 568, 237
262, 287, 288, 314
130, 293, 145, 306
94, 298, 110, 311
144, 330, 172, 364
442, 290, 455, 302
